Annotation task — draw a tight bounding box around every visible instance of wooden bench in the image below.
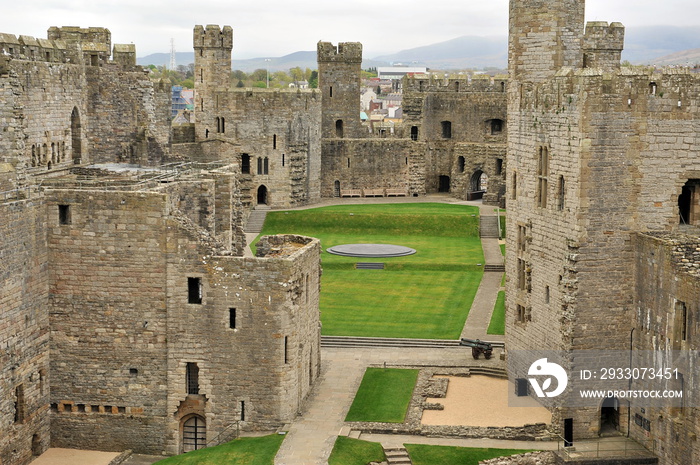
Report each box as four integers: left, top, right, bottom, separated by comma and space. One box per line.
363, 188, 385, 197
340, 189, 362, 198
386, 189, 408, 197
467, 190, 485, 200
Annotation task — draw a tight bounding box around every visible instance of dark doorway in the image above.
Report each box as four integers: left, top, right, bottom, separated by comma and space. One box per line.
334, 180, 340, 197
257, 185, 268, 205
678, 180, 699, 225
438, 175, 450, 193
563, 418, 573, 447
600, 397, 620, 435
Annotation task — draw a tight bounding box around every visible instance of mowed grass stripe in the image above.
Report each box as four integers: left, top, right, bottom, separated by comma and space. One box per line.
345, 368, 419, 423
258, 203, 483, 339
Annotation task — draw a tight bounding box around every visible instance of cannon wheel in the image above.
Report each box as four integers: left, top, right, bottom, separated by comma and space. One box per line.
471, 347, 480, 359
484, 350, 493, 360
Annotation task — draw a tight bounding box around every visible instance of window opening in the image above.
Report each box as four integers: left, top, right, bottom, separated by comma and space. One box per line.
410, 126, 418, 141
284, 336, 289, 364
240, 401, 245, 421
263, 157, 269, 175
457, 156, 465, 173
441, 121, 452, 139
336, 119, 344, 138
15, 385, 25, 423
59, 205, 71, 225
273, 134, 277, 149
557, 176, 565, 211
496, 158, 503, 176
329, 86, 333, 98
188, 277, 202, 304
257, 157, 263, 175
241, 154, 250, 174
490, 119, 503, 134
229, 308, 236, 329
186, 362, 200, 395
282, 154, 285, 167
536, 146, 549, 207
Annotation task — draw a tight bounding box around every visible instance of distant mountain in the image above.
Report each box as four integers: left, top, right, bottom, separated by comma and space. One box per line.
645, 48, 700, 67
623, 26, 700, 64
372, 36, 508, 70
136, 26, 700, 73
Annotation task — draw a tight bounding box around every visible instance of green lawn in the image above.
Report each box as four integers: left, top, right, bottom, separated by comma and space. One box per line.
487, 291, 506, 335
405, 444, 536, 465
328, 436, 386, 465
500, 243, 505, 256
153, 434, 285, 465
257, 203, 483, 339
345, 368, 419, 423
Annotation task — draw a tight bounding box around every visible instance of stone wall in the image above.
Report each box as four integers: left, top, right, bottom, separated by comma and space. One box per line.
632, 233, 700, 465
0, 195, 51, 465
47, 189, 171, 453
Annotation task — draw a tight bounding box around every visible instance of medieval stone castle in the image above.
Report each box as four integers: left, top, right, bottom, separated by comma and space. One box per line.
0, 0, 698, 464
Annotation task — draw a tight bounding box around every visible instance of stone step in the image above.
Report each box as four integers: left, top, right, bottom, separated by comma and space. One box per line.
244, 208, 269, 233
383, 446, 412, 465
483, 264, 505, 273
355, 262, 385, 269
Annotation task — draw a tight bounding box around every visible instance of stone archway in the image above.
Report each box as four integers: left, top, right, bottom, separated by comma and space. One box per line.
471, 170, 489, 192
600, 397, 620, 435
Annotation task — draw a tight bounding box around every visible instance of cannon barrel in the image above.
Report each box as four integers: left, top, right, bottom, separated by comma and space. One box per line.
460, 338, 493, 350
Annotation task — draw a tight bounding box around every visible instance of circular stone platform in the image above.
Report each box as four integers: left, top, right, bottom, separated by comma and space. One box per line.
326, 243, 416, 258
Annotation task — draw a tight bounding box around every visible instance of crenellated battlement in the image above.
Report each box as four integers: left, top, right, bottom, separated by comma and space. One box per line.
0, 27, 135, 67
403, 73, 508, 93
193, 25, 233, 50
316, 41, 362, 63
583, 21, 625, 70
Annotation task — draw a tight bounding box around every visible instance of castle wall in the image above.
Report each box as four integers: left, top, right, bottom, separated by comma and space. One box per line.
633, 233, 700, 465
163, 233, 321, 453
47, 189, 171, 454
0, 194, 51, 465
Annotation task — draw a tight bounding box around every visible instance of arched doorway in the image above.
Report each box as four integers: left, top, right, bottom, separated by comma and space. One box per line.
257, 185, 268, 205
334, 180, 341, 197
471, 170, 489, 192
181, 415, 206, 452
71, 107, 82, 164
600, 397, 619, 435
438, 175, 450, 193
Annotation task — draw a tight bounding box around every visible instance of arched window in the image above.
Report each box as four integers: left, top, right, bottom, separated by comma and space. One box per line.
263, 157, 269, 175
70, 108, 83, 165
649, 82, 657, 95
335, 120, 344, 138
441, 121, 452, 139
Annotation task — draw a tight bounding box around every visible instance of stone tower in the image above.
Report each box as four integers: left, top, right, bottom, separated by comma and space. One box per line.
194, 25, 233, 141
317, 41, 363, 139
508, 0, 584, 83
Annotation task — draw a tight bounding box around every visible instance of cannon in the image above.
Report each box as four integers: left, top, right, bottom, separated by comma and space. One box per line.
460, 338, 493, 360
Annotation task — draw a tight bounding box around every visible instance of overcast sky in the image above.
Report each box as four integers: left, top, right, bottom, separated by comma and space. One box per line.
3, 0, 699, 59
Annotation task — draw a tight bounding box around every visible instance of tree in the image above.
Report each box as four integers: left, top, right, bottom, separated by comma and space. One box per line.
251, 68, 268, 82
289, 66, 304, 82
232, 70, 247, 81
309, 70, 318, 88
236, 80, 245, 88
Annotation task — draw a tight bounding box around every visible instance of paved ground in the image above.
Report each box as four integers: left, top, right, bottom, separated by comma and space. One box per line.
274, 346, 488, 465
30, 448, 120, 465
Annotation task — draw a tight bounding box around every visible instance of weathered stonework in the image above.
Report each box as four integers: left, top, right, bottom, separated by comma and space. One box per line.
506, 1, 700, 463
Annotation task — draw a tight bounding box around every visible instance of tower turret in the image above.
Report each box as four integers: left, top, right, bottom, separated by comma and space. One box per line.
317, 41, 363, 139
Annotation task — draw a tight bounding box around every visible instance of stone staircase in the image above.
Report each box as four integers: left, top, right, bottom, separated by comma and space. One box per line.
483, 263, 506, 273
321, 336, 505, 349
479, 215, 501, 238
384, 446, 412, 465
244, 205, 269, 233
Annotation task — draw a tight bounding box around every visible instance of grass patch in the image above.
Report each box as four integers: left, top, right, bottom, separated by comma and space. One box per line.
257, 203, 483, 339
487, 291, 506, 335
500, 273, 506, 287
500, 243, 505, 256
345, 368, 418, 423
328, 436, 386, 465
405, 444, 536, 465
153, 434, 285, 465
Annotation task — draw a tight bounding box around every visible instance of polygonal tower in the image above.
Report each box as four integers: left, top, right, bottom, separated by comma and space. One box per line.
317, 41, 363, 139
194, 25, 233, 141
